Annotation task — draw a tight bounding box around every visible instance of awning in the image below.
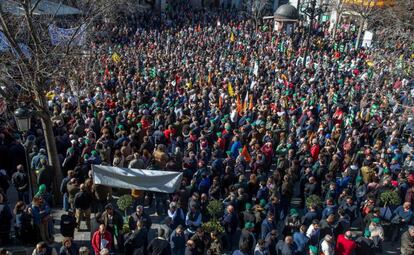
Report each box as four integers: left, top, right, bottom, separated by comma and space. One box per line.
0, 0, 82, 16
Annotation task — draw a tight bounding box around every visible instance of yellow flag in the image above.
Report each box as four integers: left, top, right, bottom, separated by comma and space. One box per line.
46, 91, 55, 100
230, 32, 235, 43
112, 52, 121, 63
186, 81, 192, 90
228, 82, 234, 97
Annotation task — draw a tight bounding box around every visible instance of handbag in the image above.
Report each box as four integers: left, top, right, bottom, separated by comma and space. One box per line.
391, 215, 402, 224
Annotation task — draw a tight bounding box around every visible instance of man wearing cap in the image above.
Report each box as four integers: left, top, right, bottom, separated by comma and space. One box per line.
239, 222, 256, 255
31, 148, 47, 174
241, 203, 255, 230
356, 230, 375, 255
368, 217, 384, 252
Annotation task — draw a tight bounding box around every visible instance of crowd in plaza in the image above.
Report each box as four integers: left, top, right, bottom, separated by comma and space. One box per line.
1, 1, 414, 255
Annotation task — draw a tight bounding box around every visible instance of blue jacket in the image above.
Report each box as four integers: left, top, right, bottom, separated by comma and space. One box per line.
170, 229, 186, 254
293, 231, 309, 255
261, 218, 276, 239
30, 203, 50, 225
221, 212, 238, 234
230, 141, 242, 158
256, 187, 269, 202
322, 205, 337, 219
393, 206, 414, 224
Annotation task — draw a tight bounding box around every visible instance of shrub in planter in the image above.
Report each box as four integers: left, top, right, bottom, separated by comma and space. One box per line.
380, 190, 400, 207
202, 200, 224, 234
202, 220, 225, 234
207, 199, 223, 220
306, 195, 323, 209
117, 194, 133, 233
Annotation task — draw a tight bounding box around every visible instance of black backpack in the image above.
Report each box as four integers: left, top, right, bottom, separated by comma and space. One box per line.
0, 173, 9, 191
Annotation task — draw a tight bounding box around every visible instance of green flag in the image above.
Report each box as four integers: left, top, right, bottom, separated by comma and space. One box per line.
370, 104, 379, 116
345, 113, 354, 127
332, 93, 338, 105
150, 67, 157, 78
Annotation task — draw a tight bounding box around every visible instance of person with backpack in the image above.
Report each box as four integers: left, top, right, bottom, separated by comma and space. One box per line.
13, 201, 33, 244
12, 164, 30, 204
60, 209, 77, 239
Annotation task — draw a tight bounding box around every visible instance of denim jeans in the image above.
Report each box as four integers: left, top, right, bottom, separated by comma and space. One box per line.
63, 193, 69, 211
18, 191, 30, 204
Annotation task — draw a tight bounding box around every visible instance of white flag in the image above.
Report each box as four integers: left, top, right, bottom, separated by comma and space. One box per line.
253, 61, 259, 77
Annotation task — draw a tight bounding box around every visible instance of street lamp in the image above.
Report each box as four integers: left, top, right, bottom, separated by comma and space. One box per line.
14, 107, 34, 199
14, 107, 31, 132
300, 0, 328, 67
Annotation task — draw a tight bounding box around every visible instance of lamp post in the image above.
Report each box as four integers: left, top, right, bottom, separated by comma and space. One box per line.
14, 107, 34, 199
300, 0, 328, 67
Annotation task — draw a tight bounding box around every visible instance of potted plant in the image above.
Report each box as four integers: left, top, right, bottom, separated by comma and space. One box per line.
379, 190, 400, 239
379, 190, 400, 221
117, 194, 133, 233
380, 190, 400, 207
306, 195, 323, 210
202, 200, 224, 234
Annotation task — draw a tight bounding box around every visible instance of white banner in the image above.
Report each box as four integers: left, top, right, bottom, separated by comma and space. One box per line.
48, 24, 87, 46
92, 165, 183, 193
0, 32, 31, 58
0, 32, 10, 52
362, 31, 373, 48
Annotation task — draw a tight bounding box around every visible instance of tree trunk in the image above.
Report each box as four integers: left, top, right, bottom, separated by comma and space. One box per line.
41, 116, 63, 206
36, 92, 63, 206
355, 16, 365, 49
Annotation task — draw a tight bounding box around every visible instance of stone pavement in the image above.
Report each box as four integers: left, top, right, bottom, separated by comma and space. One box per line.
1, 189, 402, 254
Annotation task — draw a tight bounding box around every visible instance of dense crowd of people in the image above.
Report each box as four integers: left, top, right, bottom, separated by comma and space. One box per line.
0, 1, 414, 255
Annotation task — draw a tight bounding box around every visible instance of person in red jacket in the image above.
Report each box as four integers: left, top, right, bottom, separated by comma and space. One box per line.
335, 230, 356, 255
91, 224, 113, 255
310, 138, 320, 162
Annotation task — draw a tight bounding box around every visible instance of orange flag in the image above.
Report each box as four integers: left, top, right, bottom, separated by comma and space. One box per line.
249, 94, 253, 110
208, 72, 212, 85
241, 145, 251, 162
218, 95, 223, 109
243, 91, 248, 112
197, 24, 201, 33
242, 55, 248, 65
237, 95, 243, 116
